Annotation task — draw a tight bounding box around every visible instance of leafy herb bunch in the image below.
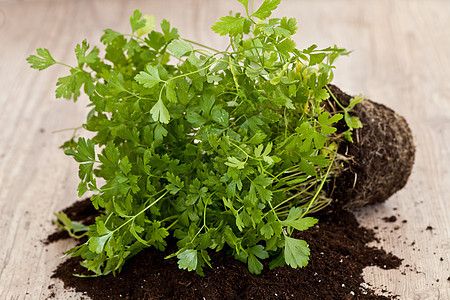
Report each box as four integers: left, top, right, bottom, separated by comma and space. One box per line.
28, 0, 360, 276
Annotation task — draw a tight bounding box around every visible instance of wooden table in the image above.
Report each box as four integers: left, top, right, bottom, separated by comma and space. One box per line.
0, 0, 449, 298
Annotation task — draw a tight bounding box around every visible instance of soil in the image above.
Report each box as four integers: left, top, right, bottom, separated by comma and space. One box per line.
47, 85, 411, 299
49, 199, 401, 300
326, 85, 415, 209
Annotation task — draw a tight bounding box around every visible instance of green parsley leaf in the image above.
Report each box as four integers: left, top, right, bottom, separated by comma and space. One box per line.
136, 14, 155, 37
75, 40, 99, 65
54, 212, 89, 238
345, 112, 363, 129
134, 65, 163, 89
177, 249, 198, 271
186, 111, 207, 127
167, 39, 194, 58
237, 0, 249, 10
27, 48, 56, 70
247, 245, 269, 274
281, 208, 318, 231
101, 29, 122, 44
161, 19, 179, 41
284, 236, 310, 268
225, 156, 246, 169
212, 16, 250, 36
150, 99, 170, 123
89, 233, 113, 254
165, 80, 178, 103
130, 9, 146, 34
252, 0, 281, 20
64, 137, 95, 163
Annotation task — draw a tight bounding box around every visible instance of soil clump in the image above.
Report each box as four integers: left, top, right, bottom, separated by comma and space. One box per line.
327, 85, 415, 209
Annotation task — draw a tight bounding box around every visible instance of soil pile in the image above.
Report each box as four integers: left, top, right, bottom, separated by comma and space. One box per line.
49, 200, 401, 300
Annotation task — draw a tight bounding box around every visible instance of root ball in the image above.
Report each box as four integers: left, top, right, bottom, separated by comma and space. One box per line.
328, 85, 415, 208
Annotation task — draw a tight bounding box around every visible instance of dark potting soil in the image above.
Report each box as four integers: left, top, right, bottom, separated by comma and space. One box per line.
49, 199, 401, 300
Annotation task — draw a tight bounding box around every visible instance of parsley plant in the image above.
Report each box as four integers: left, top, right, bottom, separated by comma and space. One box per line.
28, 0, 358, 276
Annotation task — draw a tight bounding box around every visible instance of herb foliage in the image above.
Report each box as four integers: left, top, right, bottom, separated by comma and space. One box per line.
28, 0, 359, 276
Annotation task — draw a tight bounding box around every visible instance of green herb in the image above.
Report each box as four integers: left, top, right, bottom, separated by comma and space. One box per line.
28, 0, 358, 276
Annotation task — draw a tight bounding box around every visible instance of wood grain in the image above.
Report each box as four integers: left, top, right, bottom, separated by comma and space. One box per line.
0, 0, 448, 299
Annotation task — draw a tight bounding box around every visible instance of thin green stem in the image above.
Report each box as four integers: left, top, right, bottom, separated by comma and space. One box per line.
267, 200, 281, 222
52, 126, 83, 134
183, 38, 221, 53
325, 85, 345, 110
55, 61, 76, 69
160, 215, 178, 223
166, 219, 178, 230
229, 140, 251, 159
271, 165, 301, 181
112, 190, 169, 234
300, 151, 337, 218
123, 33, 145, 43
203, 193, 215, 231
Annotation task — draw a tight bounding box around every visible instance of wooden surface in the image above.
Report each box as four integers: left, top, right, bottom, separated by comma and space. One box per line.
0, 0, 449, 299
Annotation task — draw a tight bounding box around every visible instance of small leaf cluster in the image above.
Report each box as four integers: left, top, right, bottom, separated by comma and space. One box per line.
28, 0, 360, 276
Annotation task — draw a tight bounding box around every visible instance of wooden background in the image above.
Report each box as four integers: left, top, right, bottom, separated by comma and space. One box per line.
0, 0, 449, 299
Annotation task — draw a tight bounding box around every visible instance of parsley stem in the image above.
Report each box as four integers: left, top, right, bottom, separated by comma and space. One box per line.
325, 85, 345, 111
183, 39, 221, 53
166, 59, 219, 83
267, 200, 281, 223
55, 61, 76, 69
99, 182, 128, 193
229, 140, 251, 159
300, 150, 337, 218
166, 219, 178, 230
160, 215, 178, 223
273, 180, 314, 194
52, 126, 83, 134
190, 225, 205, 244
228, 56, 240, 91
202, 192, 215, 231
268, 183, 315, 216
112, 190, 169, 234
271, 165, 301, 181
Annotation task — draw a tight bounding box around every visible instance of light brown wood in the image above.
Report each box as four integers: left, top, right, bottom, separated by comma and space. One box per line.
0, 0, 448, 299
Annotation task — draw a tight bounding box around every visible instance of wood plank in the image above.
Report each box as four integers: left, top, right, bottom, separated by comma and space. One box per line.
0, 0, 448, 299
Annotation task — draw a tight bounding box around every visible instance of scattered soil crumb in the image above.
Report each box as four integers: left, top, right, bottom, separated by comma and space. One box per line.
382, 216, 397, 223
47, 284, 56, 298
426, 226, 433, 231
50, 201, 401, 299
